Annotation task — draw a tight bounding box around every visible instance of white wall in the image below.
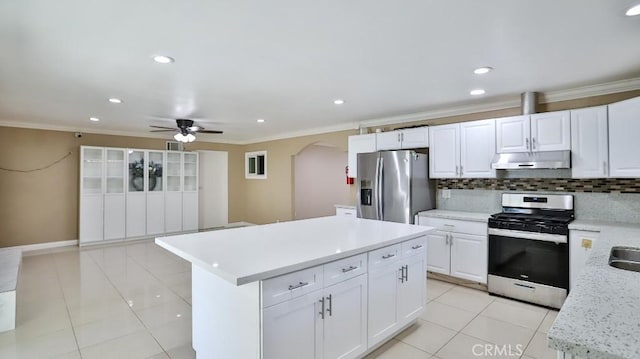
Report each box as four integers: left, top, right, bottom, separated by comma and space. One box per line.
293, 144, 351, 220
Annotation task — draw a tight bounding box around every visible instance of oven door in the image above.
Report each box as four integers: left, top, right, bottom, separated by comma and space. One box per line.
488, 229, 569, 290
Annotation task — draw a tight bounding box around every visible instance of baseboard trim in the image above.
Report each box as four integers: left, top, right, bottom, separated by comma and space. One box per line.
11, 240, 78, 255
226, 221, 255, 227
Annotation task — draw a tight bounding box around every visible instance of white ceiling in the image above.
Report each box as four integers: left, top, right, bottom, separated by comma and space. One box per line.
1, 0, 639, 144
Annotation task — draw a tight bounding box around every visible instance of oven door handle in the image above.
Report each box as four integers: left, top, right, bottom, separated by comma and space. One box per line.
488, 228, 567, 244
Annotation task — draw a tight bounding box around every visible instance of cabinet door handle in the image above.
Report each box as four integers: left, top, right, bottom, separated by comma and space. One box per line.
341, 265, 358, 273
319, 297, 325, 319
398, 266, 405, 283
398, 133, 401, 143
450, 234, 453, 246
326, 294, 332, 317
459, 165, 463, 177
526, 138, 530, 150
603, 161, 608, 176
532, 137, 536, 150
411, 244, 423, 250
405, 265, 409, 282
382, 253, 396, 259
401, 132, 404, 142
455, 165, 459, 176
288, 281, 309, 290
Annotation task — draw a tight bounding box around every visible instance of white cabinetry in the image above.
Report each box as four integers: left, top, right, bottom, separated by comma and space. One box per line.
347, 134, 376, 179
335, 207, 356, 218
367, 237, 426, 348
165, 151, 183, 233
104, 148, 126, 240
79, 146, 199, 245
429, 120, 495, 178
263, 255, 368, 359
571, 106, 609, 178
80, 146, 104, 243
569, 229, 599, 289
496, 111, 570, 153
182, 152, 199, 231
608, 96, 640, 177
375, 127, 429, 151
418, 217, 488, 283
126, 150, 147, 238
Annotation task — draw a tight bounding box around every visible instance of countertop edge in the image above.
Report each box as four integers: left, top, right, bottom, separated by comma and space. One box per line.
417, 210, 492, 223
156, 227, 435, 287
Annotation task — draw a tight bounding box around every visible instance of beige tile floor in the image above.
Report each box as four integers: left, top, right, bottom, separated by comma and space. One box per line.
0, 239, 559, 359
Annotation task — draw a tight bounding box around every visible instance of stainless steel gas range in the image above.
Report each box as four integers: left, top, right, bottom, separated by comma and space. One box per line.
488, 193, 574, 309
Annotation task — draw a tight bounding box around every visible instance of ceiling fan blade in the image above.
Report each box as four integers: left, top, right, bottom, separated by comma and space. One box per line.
150, 129, 176, 132
197, 130, 224, 134
149, 125, 176, 130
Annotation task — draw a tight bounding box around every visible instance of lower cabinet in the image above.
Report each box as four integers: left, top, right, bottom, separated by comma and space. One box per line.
263, 275, 368, 359
367, 239, 426, 348
419, 217, 488, 284
262, 236, 427, 359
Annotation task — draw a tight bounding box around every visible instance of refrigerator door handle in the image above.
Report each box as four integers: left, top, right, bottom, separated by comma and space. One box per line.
377, 156, 384, 220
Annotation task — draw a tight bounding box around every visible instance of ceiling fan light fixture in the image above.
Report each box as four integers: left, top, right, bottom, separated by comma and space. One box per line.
185, 133, 196, 143
174, 133, 184, 142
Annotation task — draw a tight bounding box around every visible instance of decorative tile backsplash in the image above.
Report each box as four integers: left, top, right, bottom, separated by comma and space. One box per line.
436, 178, 640, 193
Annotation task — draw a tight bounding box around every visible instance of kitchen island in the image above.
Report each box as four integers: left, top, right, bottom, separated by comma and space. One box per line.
156, 216, 434, 359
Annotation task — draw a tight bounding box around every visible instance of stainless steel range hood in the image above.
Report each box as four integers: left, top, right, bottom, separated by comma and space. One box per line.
491, 92, 571, 170
491, 151, 571, 169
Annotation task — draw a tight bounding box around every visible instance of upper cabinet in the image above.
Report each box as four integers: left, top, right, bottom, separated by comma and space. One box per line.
375, 127, 429, 151
609, 96, 640, 177
429, 120, 495, 179
571, 106, 609, 178
347, 134, 377, 178
496, 111, 570, 153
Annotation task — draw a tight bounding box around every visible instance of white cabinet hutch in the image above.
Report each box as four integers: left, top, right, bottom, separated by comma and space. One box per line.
79, 146, 198, 245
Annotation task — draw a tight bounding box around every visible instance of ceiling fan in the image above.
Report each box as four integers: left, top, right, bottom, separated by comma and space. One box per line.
150, 119, 223, 143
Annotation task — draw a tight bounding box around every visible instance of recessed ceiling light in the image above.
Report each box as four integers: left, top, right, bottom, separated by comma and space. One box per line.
108, 98, 122, 104
153, 55, 174, 64
333, 99, 345, 105
626, 4, 640, 16
257, 118, 265, 123
470, 89, 486, 96
89, 117, 100, 122
473, 67, 493, 75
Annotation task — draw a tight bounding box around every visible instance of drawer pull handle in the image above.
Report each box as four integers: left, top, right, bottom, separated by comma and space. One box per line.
382, 253, 396, 259
443, 224, 454, 227
411, 244, 423, 250
288, 281, 309, 290
319, 297, 325, 319
341, 265, 358, 273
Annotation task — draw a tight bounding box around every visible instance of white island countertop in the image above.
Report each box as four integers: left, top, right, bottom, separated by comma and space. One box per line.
156, 216, 433, 286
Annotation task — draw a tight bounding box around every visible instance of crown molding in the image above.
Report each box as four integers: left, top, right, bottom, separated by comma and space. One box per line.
0, 120, 246, 145
2, 77, 639, 145
358, 77, 640, 129
238, 122, 359, 145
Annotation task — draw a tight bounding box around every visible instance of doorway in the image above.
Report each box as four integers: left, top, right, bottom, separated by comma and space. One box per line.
198, 150, 228, 229
293, 143, 351, 220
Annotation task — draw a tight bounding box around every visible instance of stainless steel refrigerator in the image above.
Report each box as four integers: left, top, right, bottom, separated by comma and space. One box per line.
356, 150, 435, 224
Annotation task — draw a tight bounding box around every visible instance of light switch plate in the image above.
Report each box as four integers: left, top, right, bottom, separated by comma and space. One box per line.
442, 189, 451, 199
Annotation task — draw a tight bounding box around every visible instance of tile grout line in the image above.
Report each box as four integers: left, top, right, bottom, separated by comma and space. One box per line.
51, 252, 84, 359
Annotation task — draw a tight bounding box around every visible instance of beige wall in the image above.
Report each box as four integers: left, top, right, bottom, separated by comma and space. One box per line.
293, 144, 351, 220
2, 89, 639, 247
0, 127, 244, 248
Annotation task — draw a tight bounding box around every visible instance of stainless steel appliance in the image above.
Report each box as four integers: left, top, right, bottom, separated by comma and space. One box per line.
488, 193, 574, 309
356, 150, 435, 224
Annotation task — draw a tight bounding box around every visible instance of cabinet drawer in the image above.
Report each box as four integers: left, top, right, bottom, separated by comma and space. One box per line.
419, 217, 487, 236
368, 244, 402, 270
401, 236, 427, 258
262, 265, 324, 308
336, 207, 357, 218
324, 253, 367, 287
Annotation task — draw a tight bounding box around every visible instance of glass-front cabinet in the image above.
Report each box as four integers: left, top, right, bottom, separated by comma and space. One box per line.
166, 151, 182, 192
105, 149, 125, 194
104, 148, 126, 241
148, 151, 164, 192
81, 147, 103, 194
128, 150, 146, 192
183, 152, 198, 191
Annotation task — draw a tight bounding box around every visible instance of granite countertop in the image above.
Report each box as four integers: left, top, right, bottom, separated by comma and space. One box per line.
156, 216, 433, 286
417, 209, 493, 223
548, 223, 640, 359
